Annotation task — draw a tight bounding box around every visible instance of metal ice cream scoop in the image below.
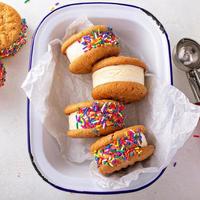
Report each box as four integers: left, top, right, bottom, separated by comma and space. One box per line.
173, 38, 200, 103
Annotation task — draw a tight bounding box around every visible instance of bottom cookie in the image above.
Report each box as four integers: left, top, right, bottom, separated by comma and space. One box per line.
67, 126, 122, 138
92, 81, 147, 103
69, 46, 120, 74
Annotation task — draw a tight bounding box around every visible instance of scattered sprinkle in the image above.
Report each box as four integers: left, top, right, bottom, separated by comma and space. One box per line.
17, 172, 21, 178
75, 102, 125, 132
0, 61, 6, 87
94, 129, 144, 167
193, 134, 200, 138
78, 28, 119, 52
49, 2, 60, 11
173, 162, 177, 167
24, 0, 30, 3
0, 19, 28, 59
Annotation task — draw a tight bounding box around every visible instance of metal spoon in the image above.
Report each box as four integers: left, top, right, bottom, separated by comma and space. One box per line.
173, 38, 200, 103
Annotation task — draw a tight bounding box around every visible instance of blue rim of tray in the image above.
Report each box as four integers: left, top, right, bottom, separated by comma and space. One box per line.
27, 2, 172, 195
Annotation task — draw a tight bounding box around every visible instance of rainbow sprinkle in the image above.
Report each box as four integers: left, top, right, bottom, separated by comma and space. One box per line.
24, 0, 30, 3
0, 61, 6, 87
75, 101, 125, 131
78, 27, 119, 52
173, 162, 177, 167
94, 129, 144, 167
0, 19, 28, 58
193, 134, 200, 138
49, 2, 60, 11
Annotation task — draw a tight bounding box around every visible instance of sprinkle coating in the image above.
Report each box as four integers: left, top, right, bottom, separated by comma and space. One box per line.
0, 61, 6, 87
94, 129, 144, 167
78, 28, 119, 52
75, 101, 125, 130
0, 19, 28, 58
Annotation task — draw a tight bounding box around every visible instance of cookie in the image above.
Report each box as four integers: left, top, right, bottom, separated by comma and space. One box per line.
92, 56, 147, 103
61, 25, 120, 74
64, 100, 125, 138
0, 60, 6, 87
0, 3, 28, 58
90, 125, 154, 175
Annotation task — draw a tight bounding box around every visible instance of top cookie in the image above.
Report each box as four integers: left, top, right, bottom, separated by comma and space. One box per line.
0, 2, 22, 50
90, 125, 146, 153
61, 25, 109, 54
64, 99, 118, 115
92, 56, 147, 72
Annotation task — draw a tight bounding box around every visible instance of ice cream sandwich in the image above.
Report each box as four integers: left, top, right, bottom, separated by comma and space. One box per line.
92, 56, 147, 103
61, 25, 120, 74
90, 125, 154, 175
64, 100, 125, 138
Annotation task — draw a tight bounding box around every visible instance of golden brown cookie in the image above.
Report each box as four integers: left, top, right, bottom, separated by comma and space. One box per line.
64, 99, 117, 114
61, 25, 120, 74
90, 125, 146, 153
98, 145, 154, 175
61, 25, 108, 53
92, 56, 147, 72
92, 82, 147, 104
92, 56, 147, 103
64, 100, 125, 138
90, 125, 154, 175
68, 46, 120, 74
67, 126, 122, 138
0, 3, 28, 58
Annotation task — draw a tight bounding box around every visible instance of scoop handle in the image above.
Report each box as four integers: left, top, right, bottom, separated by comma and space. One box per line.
186, 72, 200, 102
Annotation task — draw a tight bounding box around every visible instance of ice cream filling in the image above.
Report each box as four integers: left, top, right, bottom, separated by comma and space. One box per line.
66, 41, 85, 63
92, 64, 144, 88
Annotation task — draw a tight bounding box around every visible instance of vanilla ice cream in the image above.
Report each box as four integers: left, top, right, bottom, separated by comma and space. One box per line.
138, 133, 148, 147
66, 41, 85, 63
92, 65, 144, 88
68, 111, 81, 130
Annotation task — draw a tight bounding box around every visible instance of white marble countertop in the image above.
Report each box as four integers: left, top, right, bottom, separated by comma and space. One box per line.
0, 0, 200, 199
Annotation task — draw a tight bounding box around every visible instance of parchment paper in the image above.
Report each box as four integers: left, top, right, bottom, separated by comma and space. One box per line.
22, 17, 200, 189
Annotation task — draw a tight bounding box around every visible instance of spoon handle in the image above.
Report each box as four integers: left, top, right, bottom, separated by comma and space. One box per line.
193, 69, 200, 88
186, 72, 200, 102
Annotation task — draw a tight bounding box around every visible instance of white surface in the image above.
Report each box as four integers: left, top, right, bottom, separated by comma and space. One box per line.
0, 0, 200, 199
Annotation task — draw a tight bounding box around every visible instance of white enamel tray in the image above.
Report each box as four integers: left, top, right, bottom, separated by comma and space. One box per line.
28, 2, 173, 194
